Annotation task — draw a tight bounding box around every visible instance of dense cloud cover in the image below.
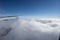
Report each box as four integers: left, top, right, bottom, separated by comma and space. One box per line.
0, 16, 60, 40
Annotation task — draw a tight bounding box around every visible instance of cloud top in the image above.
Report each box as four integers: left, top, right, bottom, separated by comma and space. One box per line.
0, 16, 60, 40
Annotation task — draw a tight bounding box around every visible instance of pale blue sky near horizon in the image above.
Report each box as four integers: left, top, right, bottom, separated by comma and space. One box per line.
0, 0, 60, 17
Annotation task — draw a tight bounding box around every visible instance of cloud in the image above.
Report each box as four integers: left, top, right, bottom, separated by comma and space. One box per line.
0, 16, 60, 40
35, 19, 52, 24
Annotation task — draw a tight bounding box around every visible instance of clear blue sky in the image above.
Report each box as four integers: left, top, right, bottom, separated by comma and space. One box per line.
0, 0, 60, 17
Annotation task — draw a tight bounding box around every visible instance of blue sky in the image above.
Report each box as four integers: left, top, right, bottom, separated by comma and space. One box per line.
0, 0, 60, 17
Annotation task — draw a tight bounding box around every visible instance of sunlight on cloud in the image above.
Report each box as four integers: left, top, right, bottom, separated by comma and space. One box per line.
0, 16, 60, 40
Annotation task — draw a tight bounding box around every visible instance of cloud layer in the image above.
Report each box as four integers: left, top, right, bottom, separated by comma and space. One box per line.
0, 16, 60, 40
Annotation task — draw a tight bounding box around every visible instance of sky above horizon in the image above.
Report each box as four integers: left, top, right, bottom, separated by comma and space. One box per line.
0, 0, 60, 17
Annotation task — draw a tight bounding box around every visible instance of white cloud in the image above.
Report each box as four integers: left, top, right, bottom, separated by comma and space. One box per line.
0, 16, 60, 40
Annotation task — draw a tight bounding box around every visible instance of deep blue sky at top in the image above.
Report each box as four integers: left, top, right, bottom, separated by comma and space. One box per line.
0, 0, 60, 17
